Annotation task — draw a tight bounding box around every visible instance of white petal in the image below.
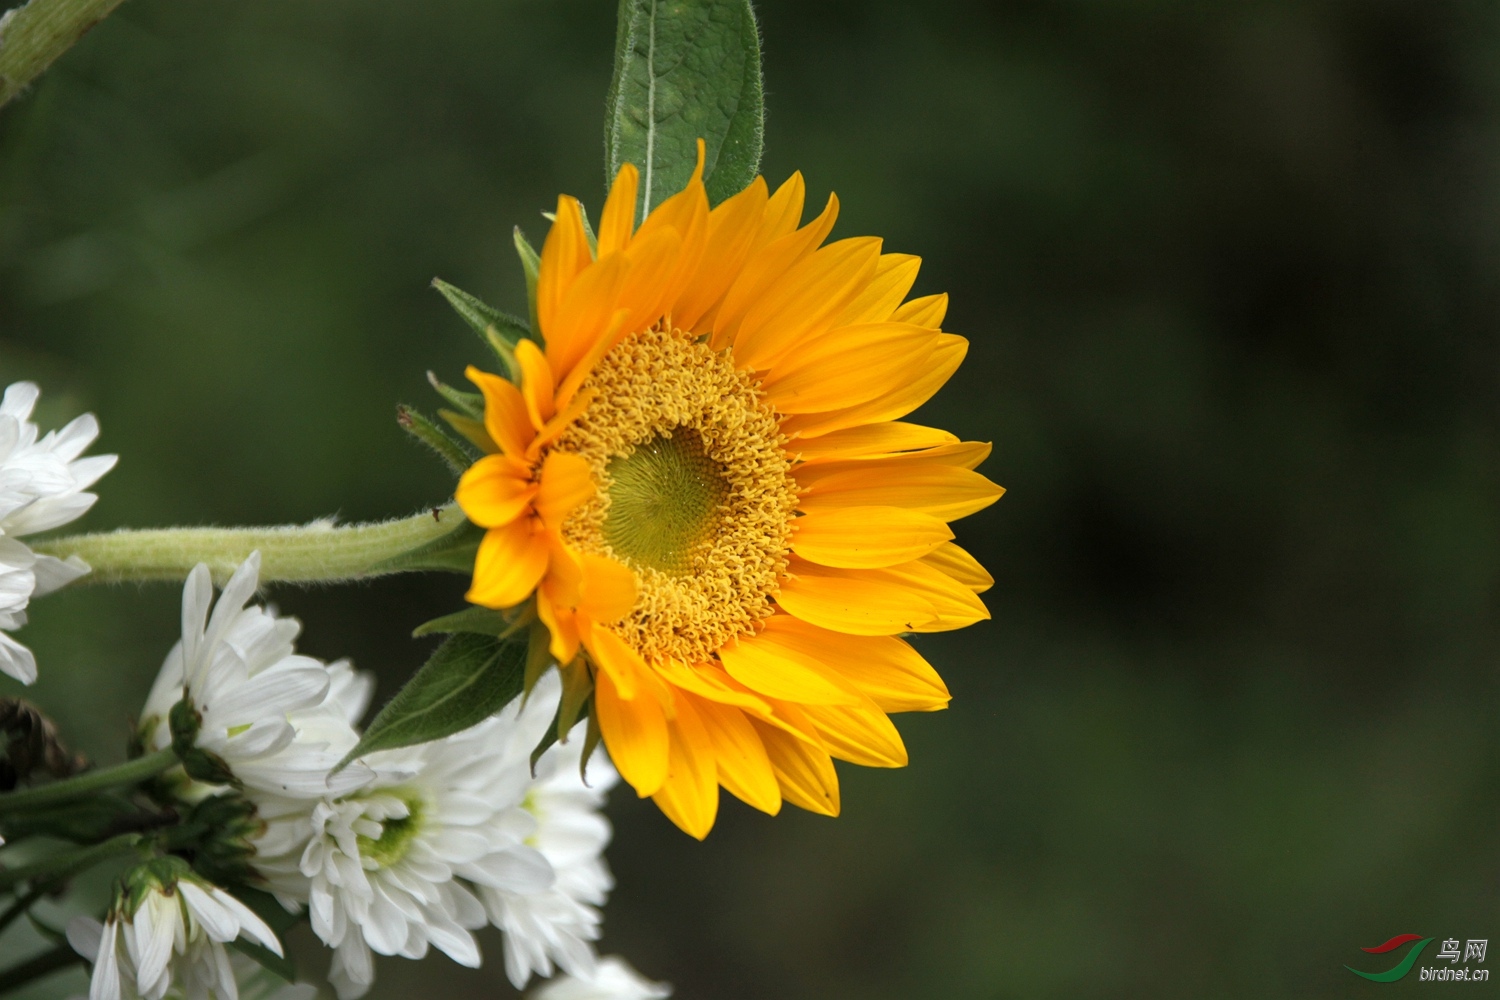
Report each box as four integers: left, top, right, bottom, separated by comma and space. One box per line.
31, 554, 89, 596
0, 631, 37, 684
67, 916, 104, 962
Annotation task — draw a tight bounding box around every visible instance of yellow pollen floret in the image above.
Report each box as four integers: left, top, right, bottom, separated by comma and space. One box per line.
555, 325, 799, 664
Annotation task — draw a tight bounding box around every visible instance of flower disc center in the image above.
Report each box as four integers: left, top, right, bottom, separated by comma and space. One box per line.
601, 428, 728, 576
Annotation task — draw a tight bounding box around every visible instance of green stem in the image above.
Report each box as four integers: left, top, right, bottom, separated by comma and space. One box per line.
0, 832, 142, 892
0, 884, 47, 938
33, 504, 476, 586
0, 0, 131, 109
0, 749, 175, 815
0, 941, 84, 994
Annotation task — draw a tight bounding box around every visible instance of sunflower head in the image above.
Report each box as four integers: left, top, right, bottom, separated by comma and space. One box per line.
455, 142, 1003, 838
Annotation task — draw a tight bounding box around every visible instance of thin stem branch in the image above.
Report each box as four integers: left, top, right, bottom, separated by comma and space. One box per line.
0, 0, 131, 109
0, 940, 84, 994
33, 504, 474, 586
0, 749, 175, 815
0, 833, 142, 892
0, 884, 46, 938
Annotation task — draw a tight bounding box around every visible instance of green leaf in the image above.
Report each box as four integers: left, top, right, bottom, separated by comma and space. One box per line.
396, 405, 474, 474
426, 371, 484, 419
413, 604, 531, 639
513, 227, 542, 336
605, 0, 765, 212
338, 633, 527, 766
431, 278, 531, 347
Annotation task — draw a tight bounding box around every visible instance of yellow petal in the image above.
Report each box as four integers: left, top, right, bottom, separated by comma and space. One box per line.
538, 196, 593, 340
757, 172, 807, 249
466, 366, 533, 460
780, 333, 967, 438
466, 519, 548, 609
692, 696, 781, 815
712, 193, 839, 349
650, 693, 720, 839
891, 291, 948, 329
654, 659, 774, 716
597, 163, 639, 257
614, 228, 683, 339
546, 251, 628, 390
790, 422, 959, 463
759, 322, 938, 413
775, 558, 939, 636
674, 177, 769, 333
791, 506, 953, 568
514, 339, 556, 428
595, 671, 669, 797
838, 253, 921, 326
732, 237, 884, 372
536, 584, 580, 664
922, 541, 993, 593
800, 702, 908, 768
875, 558, 990, 631
579, 552, 638, 624
583, 620, 643, 699
752, 716, 840, 817
796, 442, 993, 483
797, 454, 1004, 522
455, 454, 537, 528
752, 616, 950, 713
533, 451, 594, 529
717, 631, 864, 705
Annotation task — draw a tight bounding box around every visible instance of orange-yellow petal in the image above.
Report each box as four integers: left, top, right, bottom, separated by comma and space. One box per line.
650, 693, 719, 839
533, 451, 595, 528
731, 237, 883, 371
752, 716, 840, 816
775, 558, 939, 636
872, 558, 991, 631
717, 630, 864, 705
578, 552, 637, 623
800, 701, 908, 768
582, 621, 645, 700
455, 453, 537, 528
514, 339, 556, 428
674, 177, 769, 333
712, 193, 839, 349
796, 451, 1004, 522
838, 253, 922, 326
780, 333, 968, 438
546, 251, 629, 389
790, 422, 960, 463
595, 670, 669, 797
921, 541, 994, 593
751, 616, 950, 713
756, 172, 807, 250
892, 291, 948, 329
692, 696, 781, 815
791, 506, 953, 568
466, 366, 534, 459
536, 583, 580, 664
467, 518, 548, 609
597, 163, 639, 257
759, 322, 938, 413
538, 196, 594, 340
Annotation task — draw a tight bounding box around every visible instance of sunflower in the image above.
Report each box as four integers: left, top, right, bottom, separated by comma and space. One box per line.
455, 144, 1003, 838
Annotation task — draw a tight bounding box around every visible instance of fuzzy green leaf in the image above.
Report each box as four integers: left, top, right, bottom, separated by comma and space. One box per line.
605, 0, 764, 212
413, 605, 530, 639
367, 517, 483, 575
396, 405, 474, 474
431, 278, 531, 347
513, 227, 542, 336
338, 633, 526, 766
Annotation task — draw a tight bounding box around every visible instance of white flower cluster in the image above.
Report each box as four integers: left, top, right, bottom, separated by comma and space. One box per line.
0, 381, 115, 684
81, 553, 638, 999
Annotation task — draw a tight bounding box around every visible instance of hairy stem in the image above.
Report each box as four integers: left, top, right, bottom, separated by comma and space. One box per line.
0, 0, 131, 109
0, 749, 174, 815
33, 505, 475, 586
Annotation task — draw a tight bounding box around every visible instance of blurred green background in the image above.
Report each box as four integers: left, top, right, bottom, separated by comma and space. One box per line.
2, 0, 1499, 997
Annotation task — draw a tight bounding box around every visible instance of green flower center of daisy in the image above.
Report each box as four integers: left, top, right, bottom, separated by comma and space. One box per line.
358, 795, 425, 868
601, 428, 729, 576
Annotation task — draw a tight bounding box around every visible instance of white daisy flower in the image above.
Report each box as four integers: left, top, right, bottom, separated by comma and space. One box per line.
528, 957, 671, 1000
67, 924, 314, 1000
68, 858, 283, 1000
272, 675, 571, 999
138, 552, 372, 800
483, 708, 619, 989
0, 380, 116, 683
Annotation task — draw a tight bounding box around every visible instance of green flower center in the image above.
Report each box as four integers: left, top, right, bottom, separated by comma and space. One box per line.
601, 427, 729, 575
358, 796, 425, 868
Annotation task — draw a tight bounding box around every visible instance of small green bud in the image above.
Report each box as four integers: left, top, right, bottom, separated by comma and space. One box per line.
182, 793, 266, 886
169, 698, 236, 786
